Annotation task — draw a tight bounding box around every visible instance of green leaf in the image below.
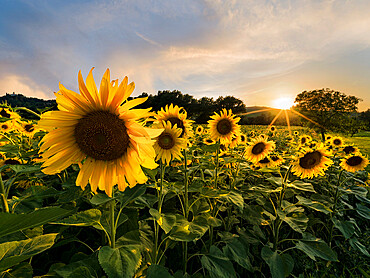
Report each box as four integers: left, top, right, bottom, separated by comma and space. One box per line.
349, 238, 370, 257
98, 245, 141, 278
0, 207, 73, 237
249, 184, 282, 194
201, 246, 237, 278
341, 186, 368, 197
266, 177, 283, 186
149, 209, 176, 234
261, 246, 285, 278
281, 254, 294, 277
51, 209, 102, 227
277, 208, 308, 234
168, 216, 200, 242
220, 191, 244, 211
296, 196, 332, 214
0, 233, 57, 271
0, 262, 33, 278
54, 253, 101, 278
146, 264, 173, 278
222, 238, 252, 272
295, 233, 338, 261
287, 180, 315, 192
356, 204, 370, 220
332, 218, 355, 239
8, 165, 41, 174
90, 194, 112, 205
116, 184, 146, 209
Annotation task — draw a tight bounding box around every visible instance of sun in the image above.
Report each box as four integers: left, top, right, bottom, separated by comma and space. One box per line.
272, 97, 294, 110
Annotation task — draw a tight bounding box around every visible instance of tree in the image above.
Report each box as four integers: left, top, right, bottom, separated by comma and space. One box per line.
294, 88, 361, 141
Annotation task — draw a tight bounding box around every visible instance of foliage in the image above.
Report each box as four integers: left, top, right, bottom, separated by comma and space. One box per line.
294, 88, 362, 140
0, 105, 369, 278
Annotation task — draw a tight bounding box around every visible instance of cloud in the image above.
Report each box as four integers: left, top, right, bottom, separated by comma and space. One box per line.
0, 74, 50, 99
0, 0, 369, 110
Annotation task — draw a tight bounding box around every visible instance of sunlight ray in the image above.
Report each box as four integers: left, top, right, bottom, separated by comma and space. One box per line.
290, 108, 326, 130
284, 109, 291, 136
238, 108, 274, 116
268, 109, 284, 127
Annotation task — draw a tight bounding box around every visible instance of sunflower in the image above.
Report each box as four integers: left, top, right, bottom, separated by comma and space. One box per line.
269, 154, 284, 167
293, 131, 299, 136
219, 144, 229, 156
325, 135, 332, 141
249, 131, 255, 137
153, 121, 186, 165
0, 121, 15, 133
19, 121, 39, 137
256, 156, 273, 168
291, 144, 333, 179
239, 133, 247, 144
195, 126, 204, 135
340, 154, 369, 172
259, 133, 267, 139
229, 134, 241, 148
269, 125, 276, 132
331, 136, 344, 147
0, 107, 20, 120
208, 109, 240, 144
38, 68, 162, 197
0, 157, 22, 167
341, 145, 359, 156
299, 135, 311, 145
155, 104, 193, 139
203, 138, 215, 145
245, 136, 275, 163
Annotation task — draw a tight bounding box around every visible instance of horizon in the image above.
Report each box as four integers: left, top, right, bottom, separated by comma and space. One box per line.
1, 1, 370, 111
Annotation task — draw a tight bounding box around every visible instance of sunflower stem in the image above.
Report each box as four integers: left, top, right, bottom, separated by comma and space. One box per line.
154, 161, 165, 264
328, 169, 344, 247
109, 191, 116, 249
0, 174, 9, 213
182, 149, 189, 274
13, 107, 41, 118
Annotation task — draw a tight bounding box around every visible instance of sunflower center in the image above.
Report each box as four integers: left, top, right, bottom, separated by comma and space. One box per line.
167, 117, 185, 137
1, 124, 8, 129
5, 159, 21, 165
252, 142, 266, 155
25, 124, 35, 132
206, 139, 213, 144
343, 146, 355, 154
259, 157, 270, 164
74, 111, 129, 161
299, 151, 322, 169
0, 109, 11, 118
271, 155, 279, 161
346, 156, 362, 166
301, 138, 307, 144
216, 119, 232, 135
158, 132, 175, 150
333, 139, 341, 145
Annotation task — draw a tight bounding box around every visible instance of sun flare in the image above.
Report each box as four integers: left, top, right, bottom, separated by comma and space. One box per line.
272, 97, 294, 110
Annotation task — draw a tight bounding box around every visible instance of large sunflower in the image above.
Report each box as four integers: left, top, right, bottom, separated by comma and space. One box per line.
340, 154, 369, 172
291, 144, 333, 179
341, 145, 359, 156
208, 109, 240, 144
245, 136, 275, 163
331, 136, 344, 147
155, 104, 193, 139
153, 121, 186, 165
38, 68, 162, 196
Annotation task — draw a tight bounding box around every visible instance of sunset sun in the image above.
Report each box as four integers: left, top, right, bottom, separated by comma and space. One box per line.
272, 97, 294, 110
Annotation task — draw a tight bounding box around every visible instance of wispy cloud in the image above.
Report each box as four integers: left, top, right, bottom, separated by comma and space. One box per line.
0, 0, 369, 109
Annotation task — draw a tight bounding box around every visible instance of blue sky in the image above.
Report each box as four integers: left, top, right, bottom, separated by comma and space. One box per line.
0, 0, 369, 110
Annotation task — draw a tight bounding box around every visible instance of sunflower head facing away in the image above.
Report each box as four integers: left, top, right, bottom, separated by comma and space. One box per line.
340, 154, 369, 172
291, 144, 333, 179
245, 136, 276, 163
208, 109, 240, 144
155, 104, 193, 139
38, 68, 162, 196
153, 121, 186, 165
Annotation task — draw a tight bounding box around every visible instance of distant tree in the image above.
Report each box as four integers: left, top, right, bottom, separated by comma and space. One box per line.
294, 88, 362, 141
215, 96, 247, 114
359, 109, 370, 130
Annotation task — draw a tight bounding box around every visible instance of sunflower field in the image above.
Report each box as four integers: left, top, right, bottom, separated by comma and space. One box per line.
0, 69, 369, 278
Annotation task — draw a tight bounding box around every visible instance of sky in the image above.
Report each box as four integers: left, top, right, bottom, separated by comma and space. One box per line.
0, 0, 370, 111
